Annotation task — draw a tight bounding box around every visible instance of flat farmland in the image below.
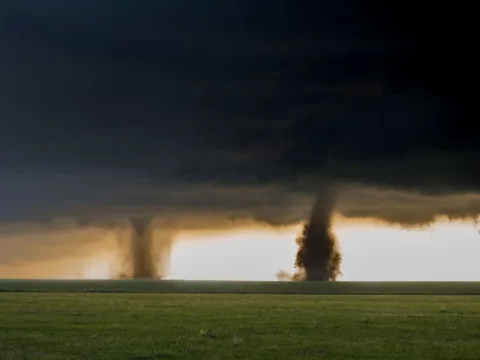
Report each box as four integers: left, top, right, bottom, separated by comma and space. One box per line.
1, 279, 480, 294
1, 284, 480, 359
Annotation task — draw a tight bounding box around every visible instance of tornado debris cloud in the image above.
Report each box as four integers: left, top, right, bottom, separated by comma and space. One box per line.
294, 190, 342, 281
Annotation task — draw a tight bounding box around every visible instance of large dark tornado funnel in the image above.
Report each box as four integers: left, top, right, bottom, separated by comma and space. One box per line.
294, 190, 342, 281
129, 216, 156, 278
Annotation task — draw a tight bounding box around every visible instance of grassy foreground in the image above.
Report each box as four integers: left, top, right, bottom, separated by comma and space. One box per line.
1, 293, 479, 360
1, 279, 480, 294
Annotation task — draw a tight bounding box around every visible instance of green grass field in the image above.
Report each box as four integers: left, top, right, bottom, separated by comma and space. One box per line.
1, 281, 480, 359
1, 279, 480, 294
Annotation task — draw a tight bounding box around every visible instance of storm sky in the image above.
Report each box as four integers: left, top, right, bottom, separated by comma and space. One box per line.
0, 2, 478, 241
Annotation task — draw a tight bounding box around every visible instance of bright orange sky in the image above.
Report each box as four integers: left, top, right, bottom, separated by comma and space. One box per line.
1, 218, 479, 281
166, 220, 480, 281
76, 219, 480, 281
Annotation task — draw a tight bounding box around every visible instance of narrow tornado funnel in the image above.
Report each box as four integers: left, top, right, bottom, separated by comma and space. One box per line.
129, 216, 156, 278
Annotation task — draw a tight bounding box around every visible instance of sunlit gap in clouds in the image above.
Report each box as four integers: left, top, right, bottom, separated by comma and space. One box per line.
80, 252, 118, 279
76, 218, 480, 281
79, 226, 301, 281
338, 220, 480, 281
169, 227, 300, 281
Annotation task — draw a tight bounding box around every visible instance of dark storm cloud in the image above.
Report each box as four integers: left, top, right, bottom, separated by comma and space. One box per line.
0, 0, 478, 227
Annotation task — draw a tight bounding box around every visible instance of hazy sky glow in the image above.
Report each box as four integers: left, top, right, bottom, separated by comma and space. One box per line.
123, 221, 480, 281
2, 219, 478, 281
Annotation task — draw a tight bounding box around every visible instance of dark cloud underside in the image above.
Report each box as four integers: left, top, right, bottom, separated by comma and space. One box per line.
0, 0, 478, 226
